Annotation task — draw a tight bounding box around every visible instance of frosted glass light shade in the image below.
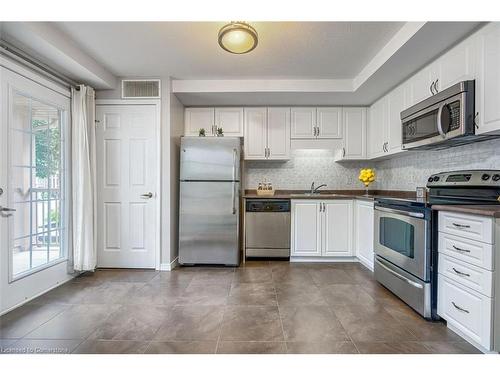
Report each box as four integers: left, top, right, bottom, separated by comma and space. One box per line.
218, 22, 258, 54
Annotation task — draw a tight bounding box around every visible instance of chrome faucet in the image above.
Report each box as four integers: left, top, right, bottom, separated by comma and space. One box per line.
310, 182, 327, 194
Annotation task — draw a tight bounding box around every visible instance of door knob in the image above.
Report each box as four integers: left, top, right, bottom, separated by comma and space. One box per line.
0, 206, 16, 217
140, 192, 153, 199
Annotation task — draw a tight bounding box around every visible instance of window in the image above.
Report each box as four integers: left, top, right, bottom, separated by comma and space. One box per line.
10, 91, 67, 279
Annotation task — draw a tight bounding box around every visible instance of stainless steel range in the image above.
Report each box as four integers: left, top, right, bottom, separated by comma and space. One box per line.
374, 170, 500, 320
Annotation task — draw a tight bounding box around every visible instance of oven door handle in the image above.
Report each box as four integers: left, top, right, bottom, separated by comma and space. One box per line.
375, 206, 424, 219
376, 259, 424, 289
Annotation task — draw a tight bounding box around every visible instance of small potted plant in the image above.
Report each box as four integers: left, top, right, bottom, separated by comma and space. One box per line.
216, 127, 224, 137
359, 168, 376, 196
198, 128, 206, 137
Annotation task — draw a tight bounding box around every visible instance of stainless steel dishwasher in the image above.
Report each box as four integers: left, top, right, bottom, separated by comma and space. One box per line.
245, 200, 290, 258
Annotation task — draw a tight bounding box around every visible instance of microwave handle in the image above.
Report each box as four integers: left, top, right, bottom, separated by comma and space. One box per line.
437, 103, 446, 138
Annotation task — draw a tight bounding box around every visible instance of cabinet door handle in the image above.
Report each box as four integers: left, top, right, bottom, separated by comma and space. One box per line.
452, 267, 470, 277
434, 79, 439, 93
452, 223, 470, 229
452, 301, 470, 314
342, 147, 346, 157
430, 81, 435, 95
452, 245, 471, 253
317, 126, 320, 136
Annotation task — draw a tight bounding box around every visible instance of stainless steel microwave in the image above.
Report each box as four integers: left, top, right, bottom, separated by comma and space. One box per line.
401, 80, 498, 150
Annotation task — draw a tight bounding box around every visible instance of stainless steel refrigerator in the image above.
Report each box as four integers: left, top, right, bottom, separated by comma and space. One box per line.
179, 137, 241, 266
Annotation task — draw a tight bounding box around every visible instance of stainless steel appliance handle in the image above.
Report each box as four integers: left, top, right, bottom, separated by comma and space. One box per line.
452, 245, 471, 253
452, 301, 470, 313
231, 182, 237, 215
452, 267, 470, 277
437, 102, 446, 138
452, 222, 470, 229
374, 206, 425, 219
232, 148, 237, 181
232, 148, 238, 215
376, 259, 423, 289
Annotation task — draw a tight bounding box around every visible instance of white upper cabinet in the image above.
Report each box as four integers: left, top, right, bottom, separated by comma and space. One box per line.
409, 63, 439, 106
291, 107, 316, 138
437, 38, 476, 90
267, 107, 291, 160
291, 201, 322, 257
215, 107, 244, 136
475, 23, 500, 135
368, 97, 388, 159
243, 107, 267, 159
387, 84, 407, 154
185, 107, 215, 136
339, 107, 366, 160
244, 107, 291, 160
317, 107, 343, 138
323, 200, 353, 257
185, 107, 243, 136
291, 107, 342, 139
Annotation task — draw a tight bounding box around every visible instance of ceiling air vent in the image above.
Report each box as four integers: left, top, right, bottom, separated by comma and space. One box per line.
121, 79, 161, 99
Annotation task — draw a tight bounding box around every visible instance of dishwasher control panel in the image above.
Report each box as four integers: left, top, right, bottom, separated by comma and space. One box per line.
246, 200, 290, 212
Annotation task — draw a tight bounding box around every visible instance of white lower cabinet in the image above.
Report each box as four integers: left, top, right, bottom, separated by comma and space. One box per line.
291, 199, 353, 258
323, 201, 353, 256
354, 200, 374, 270
438, 275, 492, 350
437, 210, 497, 352
291, 201, 322, 256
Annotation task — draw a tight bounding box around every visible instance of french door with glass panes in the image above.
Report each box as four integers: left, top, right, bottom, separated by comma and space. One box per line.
1, 66, 70, 312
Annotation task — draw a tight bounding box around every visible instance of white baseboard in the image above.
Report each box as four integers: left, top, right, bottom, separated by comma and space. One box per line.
357, 257, 374, 271
159, 257, 179, 271
445, 321, 497, 354
290, 256, 358, 263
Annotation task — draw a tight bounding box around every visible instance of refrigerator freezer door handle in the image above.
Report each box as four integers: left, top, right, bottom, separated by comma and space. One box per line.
232, 148, 237, 181
232, 182, 237, 215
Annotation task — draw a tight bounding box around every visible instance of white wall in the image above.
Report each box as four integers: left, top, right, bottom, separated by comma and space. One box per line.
169, 93, 184, 263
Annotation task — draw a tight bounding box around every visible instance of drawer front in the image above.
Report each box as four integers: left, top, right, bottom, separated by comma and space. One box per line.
438, 275, 492, 349
438, 254, 493, 297
438, 211, 493, 244
438, 232, 494, 270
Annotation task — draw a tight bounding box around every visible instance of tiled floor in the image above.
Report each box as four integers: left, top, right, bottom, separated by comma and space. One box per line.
0, 261, 481, 354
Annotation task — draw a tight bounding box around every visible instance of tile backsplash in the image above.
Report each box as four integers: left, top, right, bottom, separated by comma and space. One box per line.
244, 138, 500, 191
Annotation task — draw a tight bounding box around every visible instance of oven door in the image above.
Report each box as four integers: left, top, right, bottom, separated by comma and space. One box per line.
374, 206, 429, 281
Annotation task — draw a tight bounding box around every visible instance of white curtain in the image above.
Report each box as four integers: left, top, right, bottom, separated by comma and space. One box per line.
71, 85, 97, 271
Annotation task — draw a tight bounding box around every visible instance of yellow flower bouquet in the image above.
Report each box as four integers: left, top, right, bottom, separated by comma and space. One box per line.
359, 168, 376, 194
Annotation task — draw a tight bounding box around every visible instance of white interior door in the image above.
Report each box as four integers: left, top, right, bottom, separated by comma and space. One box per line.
96, 104, 158, 269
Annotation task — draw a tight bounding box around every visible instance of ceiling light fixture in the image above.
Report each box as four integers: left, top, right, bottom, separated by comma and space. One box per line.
218, 22, 258, 54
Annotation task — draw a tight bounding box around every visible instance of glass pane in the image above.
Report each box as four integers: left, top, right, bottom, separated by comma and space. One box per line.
10, 166, 31, 202
403, 109, 439, 143
9, 95, 65, 278
48, 230, 62, 262
12, 237, 31, 276
12, 202, 31, 240
10, 130, 32, 167
31, 234, 48, 268
11, 93, 31, 132
379, 217, 415, 258
32, 199, 50, 236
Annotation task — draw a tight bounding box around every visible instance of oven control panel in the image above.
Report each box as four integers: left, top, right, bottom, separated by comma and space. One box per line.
427, 170, 500, 187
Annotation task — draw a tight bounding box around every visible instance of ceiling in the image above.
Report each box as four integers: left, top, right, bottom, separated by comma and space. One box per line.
0, 21, 483, 105
53, 22, 405, 79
